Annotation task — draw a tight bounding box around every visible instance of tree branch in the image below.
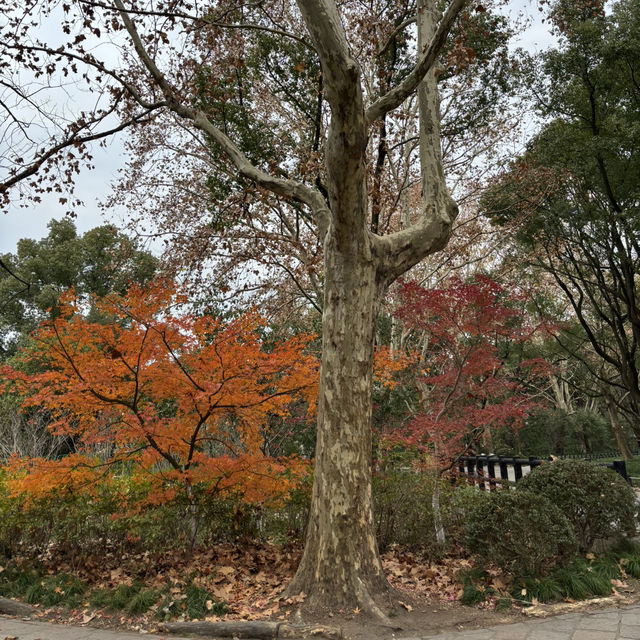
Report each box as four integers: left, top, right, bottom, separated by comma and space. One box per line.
366, 0, 467, 125
114, 0, 331, 241
1, 107, 159, 198
295, 0, 360, 108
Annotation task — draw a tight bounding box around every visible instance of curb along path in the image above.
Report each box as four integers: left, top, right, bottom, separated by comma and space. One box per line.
3, 606, 640, 640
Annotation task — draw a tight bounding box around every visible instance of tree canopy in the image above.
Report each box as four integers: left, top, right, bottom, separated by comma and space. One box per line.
1, 280, 318, 546
0, 219, 158, 356
483, 0, 640, 438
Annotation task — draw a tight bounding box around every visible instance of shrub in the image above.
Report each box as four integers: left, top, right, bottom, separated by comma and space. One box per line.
517, 459, 637, 552
464, 489, 577, 575
0, 468, 310, 559
373, 470, 436, 552
373, 471, 489, 554
440, 483, 490, 547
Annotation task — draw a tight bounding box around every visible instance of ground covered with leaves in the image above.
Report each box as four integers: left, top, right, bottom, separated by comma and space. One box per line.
4, 542, 640, 640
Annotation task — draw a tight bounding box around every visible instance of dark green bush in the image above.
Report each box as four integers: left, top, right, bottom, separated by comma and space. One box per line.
517, 459, 637, 552
464, 489, 577, 575
440, 484, 490, 546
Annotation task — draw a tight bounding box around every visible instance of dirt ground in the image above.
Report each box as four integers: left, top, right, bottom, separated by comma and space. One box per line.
297, 594, 524, 640
10, 542, 640, 640
28, 585, 640, 640
339, 593, 640, 639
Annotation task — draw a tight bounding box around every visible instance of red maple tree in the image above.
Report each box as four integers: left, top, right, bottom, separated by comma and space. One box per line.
389, 275, 549, 471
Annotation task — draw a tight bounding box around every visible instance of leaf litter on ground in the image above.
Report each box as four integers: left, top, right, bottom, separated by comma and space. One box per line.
7, 541, 478, 629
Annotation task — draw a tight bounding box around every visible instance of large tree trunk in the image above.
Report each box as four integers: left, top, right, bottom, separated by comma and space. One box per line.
286, 0, 458, 616
287, 235, 391, 615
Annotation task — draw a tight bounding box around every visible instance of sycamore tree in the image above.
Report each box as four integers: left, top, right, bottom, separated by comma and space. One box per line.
104, 0, 519, 316
0, 0, 522, 614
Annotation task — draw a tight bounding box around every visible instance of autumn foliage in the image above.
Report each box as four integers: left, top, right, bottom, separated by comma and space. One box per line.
389, 276, 549, 468
1, 280, 318, 525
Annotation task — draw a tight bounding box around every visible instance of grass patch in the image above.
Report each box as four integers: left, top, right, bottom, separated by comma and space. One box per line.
459, 569, 492, 606
0, 565, 161, 615
126, 587, 161, 614
89, 587, 112, 609
0, 565, 41, 599
622, 555, 640, 578
555, 567, 590, 600
511, 563, 613, 605
185, 582, 228, 619
157, 582, 228, 621
40, 574, 86, 607
466, 541, 640, 607
460, 580, 487, 606
88, 582, 160, 614
0, 564, 86, 607
109, 583, 141, 610
580, 570, 612, 596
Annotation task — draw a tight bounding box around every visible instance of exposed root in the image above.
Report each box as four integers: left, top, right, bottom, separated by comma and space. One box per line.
355, 578, 392, 626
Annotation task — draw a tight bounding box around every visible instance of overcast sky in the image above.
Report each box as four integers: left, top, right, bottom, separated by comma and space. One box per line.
0, 0, 556, 256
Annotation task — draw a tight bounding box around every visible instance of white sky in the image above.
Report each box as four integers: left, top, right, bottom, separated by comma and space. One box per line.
0, 0, 556, 256
0, 137, 125, 254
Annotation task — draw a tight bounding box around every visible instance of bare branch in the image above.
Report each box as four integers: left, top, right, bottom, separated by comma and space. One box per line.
1, 106, 160, 198
366, 0, 467, 125
113, 0, 331, 240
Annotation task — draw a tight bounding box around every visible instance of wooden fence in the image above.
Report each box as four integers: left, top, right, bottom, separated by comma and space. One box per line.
457, 455, 631, 489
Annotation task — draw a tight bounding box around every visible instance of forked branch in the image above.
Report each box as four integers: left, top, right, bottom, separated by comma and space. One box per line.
113, 0, 331, 240
366, 0, 467, 125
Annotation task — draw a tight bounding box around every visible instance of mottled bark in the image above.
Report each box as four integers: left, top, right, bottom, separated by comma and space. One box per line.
116, 0, 462, 613
550, 373, 575, 414
286, 0, 460, 613
287, 240, 390, 613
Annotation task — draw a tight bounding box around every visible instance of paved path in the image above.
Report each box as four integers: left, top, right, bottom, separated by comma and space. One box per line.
0, 617, 194, 640
3, 606, 640, 639
417, 605, 640, 639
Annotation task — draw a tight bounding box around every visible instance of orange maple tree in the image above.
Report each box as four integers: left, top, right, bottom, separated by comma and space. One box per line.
1, 280, 318, 545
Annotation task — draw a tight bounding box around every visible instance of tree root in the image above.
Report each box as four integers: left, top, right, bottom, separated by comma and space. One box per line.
355, 578, 393, 626
159, 620, 343, 639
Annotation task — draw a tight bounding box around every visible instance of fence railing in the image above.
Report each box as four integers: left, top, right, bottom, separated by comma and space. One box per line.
457, 455, 631, 489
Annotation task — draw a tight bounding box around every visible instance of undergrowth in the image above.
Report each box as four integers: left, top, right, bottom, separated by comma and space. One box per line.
0, 565, 86, 608
0, 562, 227, 619
157, 581, 229, 621
462, 541, 640, 608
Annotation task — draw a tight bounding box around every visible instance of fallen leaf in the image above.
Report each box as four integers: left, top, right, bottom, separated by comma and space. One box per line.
81, 612, 96, 624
